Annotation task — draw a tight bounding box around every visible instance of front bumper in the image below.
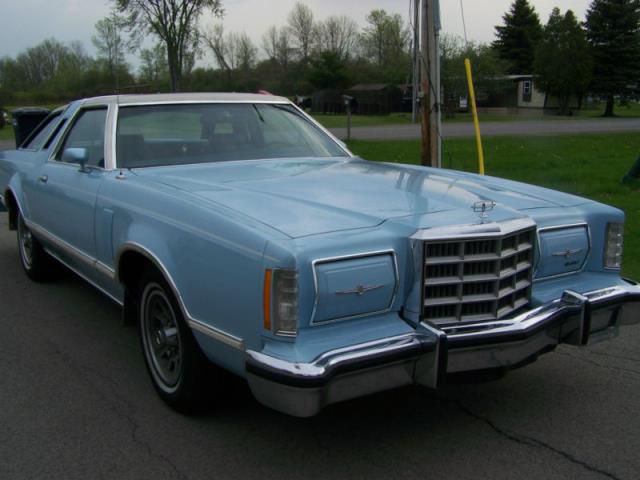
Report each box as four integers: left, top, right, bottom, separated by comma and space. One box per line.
246, 283, 640, 417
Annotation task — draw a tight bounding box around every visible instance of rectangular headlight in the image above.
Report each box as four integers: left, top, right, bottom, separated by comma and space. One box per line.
270, 269, 298, 336
604, 223, 624, 269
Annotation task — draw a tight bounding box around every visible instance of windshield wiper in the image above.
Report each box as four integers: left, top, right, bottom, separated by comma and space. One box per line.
252, 104, 265, 123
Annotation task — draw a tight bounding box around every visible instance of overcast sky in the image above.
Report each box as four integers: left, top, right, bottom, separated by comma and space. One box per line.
0, 0, 593, 67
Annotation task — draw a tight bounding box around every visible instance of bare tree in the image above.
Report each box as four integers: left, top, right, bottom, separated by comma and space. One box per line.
139, 43, 168, 84
92, 13, 127, 90
205, 25, 257, 81
204, 24, 235, 74
287, 2, 314, 64
114, 0, 224, 91
315, 15, 358, 60
236, 33, 258, 71
262, 26, 294, 69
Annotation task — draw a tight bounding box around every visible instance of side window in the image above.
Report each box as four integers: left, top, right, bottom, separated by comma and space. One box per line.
57, 108, 107, 168
23, 112, 62, 150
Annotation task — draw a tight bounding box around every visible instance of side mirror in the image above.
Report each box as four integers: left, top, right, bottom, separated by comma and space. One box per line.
62, 147, 90, 172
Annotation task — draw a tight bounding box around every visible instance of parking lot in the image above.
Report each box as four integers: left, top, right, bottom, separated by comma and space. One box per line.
0, 211, 639, 480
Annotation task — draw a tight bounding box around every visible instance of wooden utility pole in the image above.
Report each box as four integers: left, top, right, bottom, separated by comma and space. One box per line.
420, 0, 441, 168
412, 0, 420, 123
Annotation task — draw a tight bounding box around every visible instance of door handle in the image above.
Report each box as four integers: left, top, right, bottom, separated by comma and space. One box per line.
38, 175, 48, 184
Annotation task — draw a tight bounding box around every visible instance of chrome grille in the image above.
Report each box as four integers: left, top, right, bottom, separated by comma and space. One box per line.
422, 227, 535, 325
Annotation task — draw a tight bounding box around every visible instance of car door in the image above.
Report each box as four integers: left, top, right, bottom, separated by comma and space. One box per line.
28, 106, 109, 276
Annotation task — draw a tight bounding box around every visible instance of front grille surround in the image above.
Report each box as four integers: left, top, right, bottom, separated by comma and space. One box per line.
421, 222, 536, 326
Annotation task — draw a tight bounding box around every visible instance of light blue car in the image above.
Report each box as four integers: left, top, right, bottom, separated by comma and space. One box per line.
1, 93, 638, 417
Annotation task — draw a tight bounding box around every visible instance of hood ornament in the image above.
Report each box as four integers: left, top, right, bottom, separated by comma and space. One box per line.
472, 201, 496, 223
336, 284, 384, 296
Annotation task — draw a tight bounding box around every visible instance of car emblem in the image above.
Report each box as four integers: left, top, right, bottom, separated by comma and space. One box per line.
335, 284, 384, 296
552, 248, 584, 259
472, 201, 496, 222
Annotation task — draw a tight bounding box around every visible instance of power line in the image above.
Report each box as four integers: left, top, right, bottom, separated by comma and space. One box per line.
459, 0, 469, 46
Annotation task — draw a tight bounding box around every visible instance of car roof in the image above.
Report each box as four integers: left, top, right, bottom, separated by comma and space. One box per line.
80, 92, 290, 107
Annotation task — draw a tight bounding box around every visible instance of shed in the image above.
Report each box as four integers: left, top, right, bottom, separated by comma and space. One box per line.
311, 90, 346, 114
347, 84, 402, 115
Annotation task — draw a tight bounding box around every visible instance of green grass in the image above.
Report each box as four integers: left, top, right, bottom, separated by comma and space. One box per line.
313, 102, 640, 129
0, 125, 14, 142
347, 133, 640, 279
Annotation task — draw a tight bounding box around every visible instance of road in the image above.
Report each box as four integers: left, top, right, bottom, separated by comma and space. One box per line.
0, 212, 639, 480
329, 117, 640, 140
2, 118, 640, 153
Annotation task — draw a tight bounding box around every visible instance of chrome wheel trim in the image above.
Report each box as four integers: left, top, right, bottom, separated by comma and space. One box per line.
141, 282, 183, 393
18, 215, 34, 269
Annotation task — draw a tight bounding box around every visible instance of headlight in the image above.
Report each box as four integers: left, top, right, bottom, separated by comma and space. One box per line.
263, 269, 298, 336
604, 223, 624, 269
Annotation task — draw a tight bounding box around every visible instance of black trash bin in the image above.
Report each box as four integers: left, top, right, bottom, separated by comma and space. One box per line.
11, 107, 50, 148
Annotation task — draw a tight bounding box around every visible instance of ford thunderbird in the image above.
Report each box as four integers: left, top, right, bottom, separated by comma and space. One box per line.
0, 93, 638, 417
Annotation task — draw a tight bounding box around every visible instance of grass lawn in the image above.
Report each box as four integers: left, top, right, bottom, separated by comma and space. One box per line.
0, 125, 14, 142
313, 102, 640, 129
347, 133, 640, 280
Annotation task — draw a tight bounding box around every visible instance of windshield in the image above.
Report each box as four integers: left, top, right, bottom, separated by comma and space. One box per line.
116, 103, 348, 168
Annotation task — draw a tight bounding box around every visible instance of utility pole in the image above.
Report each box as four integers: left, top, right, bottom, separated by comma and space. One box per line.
412, 0, 420, 123
419, 0, 441, 168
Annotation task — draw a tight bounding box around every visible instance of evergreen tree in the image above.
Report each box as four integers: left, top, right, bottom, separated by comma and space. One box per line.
585, 0, 640, 116
493, 0, 543, 74
534, 9, 593, 115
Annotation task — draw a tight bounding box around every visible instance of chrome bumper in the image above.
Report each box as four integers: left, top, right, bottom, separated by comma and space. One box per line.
246, 283, 640, 417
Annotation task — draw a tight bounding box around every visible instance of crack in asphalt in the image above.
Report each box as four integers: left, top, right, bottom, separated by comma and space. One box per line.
454, 402, 622, 480
45, 340, 188, 480
556, 350, 640, 379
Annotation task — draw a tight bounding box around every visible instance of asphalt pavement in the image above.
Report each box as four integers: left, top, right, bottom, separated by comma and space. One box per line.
329, 117, 640, 140
1, 211, 639, 480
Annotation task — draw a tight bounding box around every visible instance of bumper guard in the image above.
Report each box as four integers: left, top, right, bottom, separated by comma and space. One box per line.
246, 283, 640, 417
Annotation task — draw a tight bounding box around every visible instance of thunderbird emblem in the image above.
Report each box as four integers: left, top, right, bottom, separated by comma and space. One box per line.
335, 284, 384, 296
552, 248, 584, 259
472, 201, 496, 222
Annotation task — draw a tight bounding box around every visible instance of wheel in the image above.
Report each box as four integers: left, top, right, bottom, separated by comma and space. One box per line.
17, 211, 56, 281
138, 270, 210, 413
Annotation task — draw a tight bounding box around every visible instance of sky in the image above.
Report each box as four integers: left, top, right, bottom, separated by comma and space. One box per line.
0, 0, 593, 67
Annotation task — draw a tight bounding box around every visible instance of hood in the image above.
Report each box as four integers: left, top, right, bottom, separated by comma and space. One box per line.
133, 158, 590, 238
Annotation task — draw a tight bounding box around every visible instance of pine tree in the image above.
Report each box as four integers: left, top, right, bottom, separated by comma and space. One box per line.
493, 0, 543, 74
534, 9, 593, 115
585, 0, 640, 116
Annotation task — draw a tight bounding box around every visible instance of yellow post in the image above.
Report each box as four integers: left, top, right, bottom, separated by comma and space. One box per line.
464, 58, 485, 175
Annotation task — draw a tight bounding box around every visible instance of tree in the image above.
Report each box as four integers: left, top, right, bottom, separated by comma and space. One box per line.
534, 9, 592, 115
287, 2, 314, 64
139, 43, 168, 85
314, 15, 358, 60
114, 0, 224, 92
204, 26, 257, 83
359, 9, 410, 83
262, 26, 294, 70
493, 0, 543, 74
440, 34, 510, 111
92, 14, 128, 90
585, 0, 640, 116
307, 51, 349, 90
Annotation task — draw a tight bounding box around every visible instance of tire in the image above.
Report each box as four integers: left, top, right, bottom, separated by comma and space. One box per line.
17, 211, 56, 282
137, 269, 210, 414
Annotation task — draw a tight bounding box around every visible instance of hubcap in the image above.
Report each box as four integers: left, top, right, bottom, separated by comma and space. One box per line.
142, 285, 182, 391
18, 216, 34, 269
